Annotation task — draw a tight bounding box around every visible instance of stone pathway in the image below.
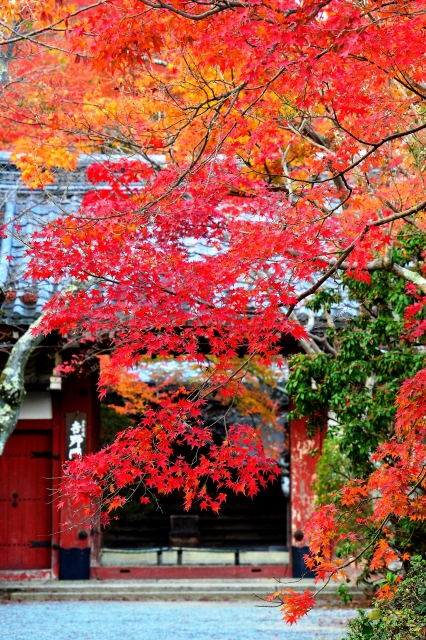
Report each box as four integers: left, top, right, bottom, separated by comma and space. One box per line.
0, 601, 356, 639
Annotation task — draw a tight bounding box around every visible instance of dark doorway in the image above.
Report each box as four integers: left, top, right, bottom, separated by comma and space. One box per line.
103, 479, 287, 550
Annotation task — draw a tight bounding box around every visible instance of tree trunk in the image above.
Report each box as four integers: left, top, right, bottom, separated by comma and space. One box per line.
0, 315, 44, 455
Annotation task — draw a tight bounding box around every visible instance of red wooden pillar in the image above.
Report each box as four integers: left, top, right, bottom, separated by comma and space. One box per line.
289, 413, 324, 576
56, 369, 100, 579
51, 392, 62, 580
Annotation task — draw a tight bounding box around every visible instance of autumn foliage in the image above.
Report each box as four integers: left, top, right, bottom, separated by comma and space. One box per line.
2, 0, 426, 623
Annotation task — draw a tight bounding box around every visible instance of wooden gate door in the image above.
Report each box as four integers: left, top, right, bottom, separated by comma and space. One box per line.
0, 430, 53, 570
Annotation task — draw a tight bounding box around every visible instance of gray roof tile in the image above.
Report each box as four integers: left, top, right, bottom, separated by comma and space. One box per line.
0, 152, 164, 325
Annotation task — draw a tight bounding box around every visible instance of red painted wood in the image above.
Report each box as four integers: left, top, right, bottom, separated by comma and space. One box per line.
58, 371, 100, 554
290, 414, 324, 541
0, 430, 53, 570
0, 569, 51, 581
51, 393, 62, 579
15, 420, 53, 432
92, 565, 291, 580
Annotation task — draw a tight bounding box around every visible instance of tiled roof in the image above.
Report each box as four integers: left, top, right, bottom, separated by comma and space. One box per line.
0, 152, 164, 325
0, 153, 86, 324
0, 152, 349, 329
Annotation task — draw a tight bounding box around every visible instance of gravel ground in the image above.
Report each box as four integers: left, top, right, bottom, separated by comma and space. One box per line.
0, 601, 356, 640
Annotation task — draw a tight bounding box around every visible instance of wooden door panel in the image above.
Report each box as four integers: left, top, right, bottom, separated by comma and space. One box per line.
0, 430, 52, 570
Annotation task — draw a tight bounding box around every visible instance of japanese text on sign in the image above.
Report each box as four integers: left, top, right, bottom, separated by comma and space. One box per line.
66, 412, 87, 459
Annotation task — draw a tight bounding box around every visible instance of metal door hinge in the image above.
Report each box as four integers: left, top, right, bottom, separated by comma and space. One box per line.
30, 451, 53, 458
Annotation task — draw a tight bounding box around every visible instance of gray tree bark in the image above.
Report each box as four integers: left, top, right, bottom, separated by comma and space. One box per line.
0, 313, 45, 455
0, 25, 15, 87
0, 279, 93, 455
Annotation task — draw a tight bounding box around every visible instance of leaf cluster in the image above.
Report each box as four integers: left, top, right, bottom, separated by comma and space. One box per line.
289, 231, 426, 477
345, 557, 426, 640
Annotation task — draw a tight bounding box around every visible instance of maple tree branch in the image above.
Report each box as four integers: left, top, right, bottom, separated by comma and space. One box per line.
296, 336, 323, 356
199, 352, 257, 400
0, 19, 89, 57
328, 257, 426, 294
285, 121, 335, 155
390, 264, 426, 294
0, 1, 108, 47
322, 121, 426, 181
283, 120, 426, 188
288, 312, 323, 356
307, 333, 337, 356
295, 199, 426, 305
138, 0, 247, 20
327, 466, 426, 579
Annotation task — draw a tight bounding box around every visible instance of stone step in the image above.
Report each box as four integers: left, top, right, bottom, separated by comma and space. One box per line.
0, 578, 366, 604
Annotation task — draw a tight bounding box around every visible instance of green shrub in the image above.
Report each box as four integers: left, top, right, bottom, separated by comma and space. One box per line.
344, 557, 426, 640
100, 403, 135, 447
314, 434, 350, 506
